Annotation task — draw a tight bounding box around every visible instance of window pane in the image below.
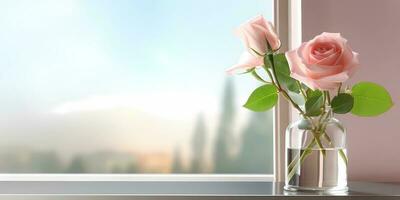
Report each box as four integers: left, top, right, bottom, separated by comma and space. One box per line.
0, 0, 274, 173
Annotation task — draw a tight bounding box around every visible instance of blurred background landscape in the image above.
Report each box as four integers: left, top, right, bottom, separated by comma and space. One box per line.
0, 79, 274, 173
0, 0, 274, 173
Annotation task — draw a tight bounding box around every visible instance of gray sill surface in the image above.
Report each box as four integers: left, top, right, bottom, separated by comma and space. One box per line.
0, 181, 398, 196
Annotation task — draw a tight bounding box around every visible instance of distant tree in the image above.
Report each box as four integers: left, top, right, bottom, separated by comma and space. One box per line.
65, 156, 87, 173
235, 110, 274, 173
0, 148, 63, 173
213, 78, 236, 173
190, 114, 207, 173
171, 146, 184, 173
31, 151, 62, 173
124, 162, 139, 173
111, 165, 124, 173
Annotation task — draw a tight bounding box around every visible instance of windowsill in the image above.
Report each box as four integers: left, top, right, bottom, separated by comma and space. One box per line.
0, 181, 398, 199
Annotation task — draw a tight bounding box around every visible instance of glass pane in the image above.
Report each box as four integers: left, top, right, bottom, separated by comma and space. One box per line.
0, 0, 274, 173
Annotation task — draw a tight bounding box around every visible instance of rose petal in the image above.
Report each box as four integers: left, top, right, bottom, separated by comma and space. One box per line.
250, 24, 269, 53
343, 51, 360, 77
304, 63, 344, 79
226, 51, 263, 74
235, 15, 281, 55
286, 46, 309, 76
316, 51, 341, 65
319, 71, 349, 83
265, 21, 281, 50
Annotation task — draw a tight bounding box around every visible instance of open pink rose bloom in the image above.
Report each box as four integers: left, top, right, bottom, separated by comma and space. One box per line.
286, 32, 359, 90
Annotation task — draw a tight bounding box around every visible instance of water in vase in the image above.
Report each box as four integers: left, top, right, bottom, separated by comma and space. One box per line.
285, 148, 347, 191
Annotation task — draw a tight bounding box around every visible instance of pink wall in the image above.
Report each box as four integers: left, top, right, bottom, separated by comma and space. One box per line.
302, 0, 400, 182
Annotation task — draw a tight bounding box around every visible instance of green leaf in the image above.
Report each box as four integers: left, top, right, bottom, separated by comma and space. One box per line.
273, 53, 300, 93
289, 91, 305, 105
309, 90, 323, 97
331, 93, 354, 114
263, 56, 271, 69
302, 83, 310, 91
238, 68, 255, 75
305, 90, 323, 116
351, 82, 393, 116
250, 70, 267, 83
306, 88, 313, 97
244, 84, 278, 112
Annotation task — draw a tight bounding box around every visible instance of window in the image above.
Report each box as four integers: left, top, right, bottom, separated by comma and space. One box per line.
0, 0, 279, 175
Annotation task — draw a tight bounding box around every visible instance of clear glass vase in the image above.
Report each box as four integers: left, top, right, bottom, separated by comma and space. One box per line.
284, 109, 348, 192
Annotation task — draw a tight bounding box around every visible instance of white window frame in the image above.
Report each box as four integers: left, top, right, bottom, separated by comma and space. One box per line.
273, 0, 302, 182
0, 0, 301, 182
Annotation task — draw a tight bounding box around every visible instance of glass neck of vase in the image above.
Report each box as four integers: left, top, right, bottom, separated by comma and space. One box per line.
301, 107, 333, 122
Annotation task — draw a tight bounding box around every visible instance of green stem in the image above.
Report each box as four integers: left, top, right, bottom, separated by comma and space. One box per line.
286, 130, 306, 171
264, 48, 306, 116
251, 70, 271, 84
322, 133, 332, 146
287, 112, 331, 182
314, 135, 326, 156
296, 81, 307, 99
322, 132, 348, 167
261, 65, 302, 118
250, 47, 265, 57
286, 153, 300, 173
287, 138, 317, 182
281, 90, 305, 115
339, 149, 348, 167
317, 110, 329, 132
287, 108, 348, 182
263, 66, 277, 86
337, 83, 342, 95
267, 52, 282, 89
324, 91, 331, 105
314, 110, 331, 157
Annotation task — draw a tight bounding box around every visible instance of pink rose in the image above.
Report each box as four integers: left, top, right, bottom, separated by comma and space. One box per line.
227, 15, 280, 74
237, 15, 281, 54
226, 51, 263, 74
286, 32, 359, 90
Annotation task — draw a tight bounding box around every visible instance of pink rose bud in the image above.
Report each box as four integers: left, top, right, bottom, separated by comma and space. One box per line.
227, 15, 280, 74
286, 32, 359, 90
236, 15, 281, 54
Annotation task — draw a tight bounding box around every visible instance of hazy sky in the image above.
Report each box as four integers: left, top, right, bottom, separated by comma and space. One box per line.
0, 0, 273, 157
